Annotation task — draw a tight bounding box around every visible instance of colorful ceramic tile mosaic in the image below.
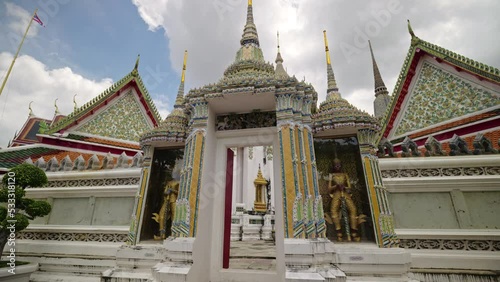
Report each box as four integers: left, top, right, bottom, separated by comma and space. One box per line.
76, 91, 152, 142
394, 62, 500, 137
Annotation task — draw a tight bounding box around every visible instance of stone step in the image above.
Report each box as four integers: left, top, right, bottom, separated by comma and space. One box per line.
286, 268, 347, 282
31, 272, 101, 282
101, 268, 154, 282
346, 276, 419, 282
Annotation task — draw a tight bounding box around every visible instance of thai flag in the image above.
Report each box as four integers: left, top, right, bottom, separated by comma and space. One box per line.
33, 13, 44, 27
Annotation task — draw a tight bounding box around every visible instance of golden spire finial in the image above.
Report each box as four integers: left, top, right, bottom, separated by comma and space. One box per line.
248, 0, 252, 6
181, 50, 188, 83
323, 30, 331, 65
323, 30, 339, 94
73, 94, 78, 111
28, 101, 34, 116
54, 98, 60, 115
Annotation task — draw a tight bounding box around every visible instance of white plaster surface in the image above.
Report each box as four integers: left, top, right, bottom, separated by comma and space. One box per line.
0, 263, 38, 282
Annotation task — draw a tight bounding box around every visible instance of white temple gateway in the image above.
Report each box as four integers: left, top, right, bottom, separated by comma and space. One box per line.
1, 1, 499, 281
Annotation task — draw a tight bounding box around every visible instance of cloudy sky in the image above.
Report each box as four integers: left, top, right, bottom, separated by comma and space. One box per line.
0, 0, 499, 147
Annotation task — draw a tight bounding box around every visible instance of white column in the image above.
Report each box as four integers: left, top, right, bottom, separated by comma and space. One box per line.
242, 147, 249, 211
237, 147, 244, 204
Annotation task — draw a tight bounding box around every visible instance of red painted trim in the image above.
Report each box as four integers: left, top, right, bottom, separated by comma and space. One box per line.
38, 136, 139, 157
223, 148, 234, 269
393, 117, 500, 151
383, 52, 422, 139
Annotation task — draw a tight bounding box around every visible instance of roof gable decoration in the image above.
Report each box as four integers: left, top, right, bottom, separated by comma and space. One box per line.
71, 89, 154, 142
45, 59, 162, 138
390, 60, 500, 139
380, 20, 500, 141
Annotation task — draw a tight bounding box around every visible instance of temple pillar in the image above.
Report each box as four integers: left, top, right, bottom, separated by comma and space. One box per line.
303, 124, 326, 238
276, 91, 305, 239
172, 99, 208, 238
357, 129, 399, 248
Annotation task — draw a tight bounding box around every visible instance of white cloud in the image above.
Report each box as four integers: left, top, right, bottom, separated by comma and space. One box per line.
0, 52, 112, 147
132, 0, 500, 117
132, 0, 169, 31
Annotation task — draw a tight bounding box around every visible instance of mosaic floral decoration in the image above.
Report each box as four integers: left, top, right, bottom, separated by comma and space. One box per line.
76, 91, 152, 142
395, 62, 500, 136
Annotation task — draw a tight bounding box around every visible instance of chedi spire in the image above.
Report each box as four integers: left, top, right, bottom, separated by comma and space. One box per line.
323, 30, 340, 99
175, 50, 188, 107
240, 0, 260, 47
275, 31, 288, 78
369, 41, 388, 96
369, 41, 390, 119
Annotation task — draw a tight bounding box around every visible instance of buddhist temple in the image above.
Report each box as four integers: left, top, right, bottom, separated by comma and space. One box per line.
0, 2, 499, 282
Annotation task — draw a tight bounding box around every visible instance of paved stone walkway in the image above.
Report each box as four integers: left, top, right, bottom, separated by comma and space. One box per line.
229, 240, 276, 271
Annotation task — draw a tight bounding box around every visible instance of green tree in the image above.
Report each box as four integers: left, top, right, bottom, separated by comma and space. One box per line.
0, 164, 51, 255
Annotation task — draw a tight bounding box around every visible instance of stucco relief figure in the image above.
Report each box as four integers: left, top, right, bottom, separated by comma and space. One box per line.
325, 158, 365, 242
152, 180, 179, 240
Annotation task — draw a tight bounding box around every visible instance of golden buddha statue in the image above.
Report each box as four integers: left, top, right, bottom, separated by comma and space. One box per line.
326, 158, 364, 242
152, 180, 179, 240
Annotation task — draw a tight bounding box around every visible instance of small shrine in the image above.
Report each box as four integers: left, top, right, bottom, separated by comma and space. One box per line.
253, 165, 269, 213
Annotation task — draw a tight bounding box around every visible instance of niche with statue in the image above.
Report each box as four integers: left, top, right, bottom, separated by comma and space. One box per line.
314, 137, 375, 243
140, 148, 184, 241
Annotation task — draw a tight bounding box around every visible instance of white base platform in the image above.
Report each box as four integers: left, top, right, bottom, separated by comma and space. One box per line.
334, 243, 411, 278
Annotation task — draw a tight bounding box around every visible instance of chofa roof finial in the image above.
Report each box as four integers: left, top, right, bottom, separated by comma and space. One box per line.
73, 94, 78, 111
134, 54, 140, 70
28, 101, 34, 117
407, 19, 416, 38
54, 98, 60, 115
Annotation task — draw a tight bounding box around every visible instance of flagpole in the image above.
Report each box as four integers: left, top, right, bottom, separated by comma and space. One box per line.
0, 8, 38, 97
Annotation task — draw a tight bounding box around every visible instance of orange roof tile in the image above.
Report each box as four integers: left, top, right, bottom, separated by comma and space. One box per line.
84, 137, 140, 150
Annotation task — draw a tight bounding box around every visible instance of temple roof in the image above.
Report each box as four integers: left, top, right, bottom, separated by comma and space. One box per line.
0, 141, 142, 172
380, 20, 500, 142
10, 116, 51, 147
0, 143, 143, 173
45, 56, 162, 141
0, 145, 61, 169
63, 133, 141, 150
